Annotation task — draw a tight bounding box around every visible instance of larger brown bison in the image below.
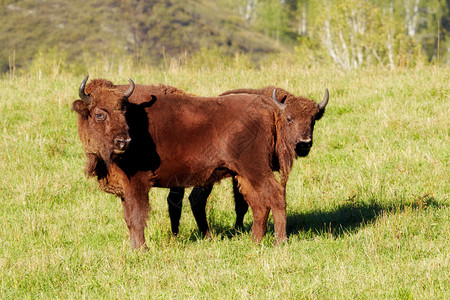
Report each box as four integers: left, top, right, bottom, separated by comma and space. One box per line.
166, 86, 329, 237
72, 76, 296, 249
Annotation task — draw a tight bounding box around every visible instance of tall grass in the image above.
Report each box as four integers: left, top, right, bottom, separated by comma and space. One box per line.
0, 62, 448, 298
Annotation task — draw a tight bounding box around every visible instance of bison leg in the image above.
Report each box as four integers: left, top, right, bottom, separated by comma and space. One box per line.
121, 189, 151, 250
235, 174, 287, 244
250, 204, 270, 243
188, 185, 213, 239
234, 175, 269, 243
263, 176, 287, 244
232, 177, 248, 230
167, 187, 185, 235
270, 194, 287, 244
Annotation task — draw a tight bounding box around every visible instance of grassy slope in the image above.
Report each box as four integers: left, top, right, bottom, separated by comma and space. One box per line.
0, 0, 282, 73
0, 64, 449, 298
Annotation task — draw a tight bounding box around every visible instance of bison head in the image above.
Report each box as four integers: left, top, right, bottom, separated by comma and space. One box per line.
272, 88, 329, 157
72, 76, 135, 167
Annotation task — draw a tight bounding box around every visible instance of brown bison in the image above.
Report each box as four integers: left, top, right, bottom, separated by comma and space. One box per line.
166, 86, 329, 237
72, 76, 296, 249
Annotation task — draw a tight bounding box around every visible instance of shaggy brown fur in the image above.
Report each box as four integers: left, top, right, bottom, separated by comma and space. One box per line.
221, 87, 327, 155
166, 86, 329, 236
85, 79, 191, 98
73, 78, 295, 249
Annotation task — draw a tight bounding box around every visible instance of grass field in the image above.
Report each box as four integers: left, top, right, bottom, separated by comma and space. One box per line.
0, 63, 449, 298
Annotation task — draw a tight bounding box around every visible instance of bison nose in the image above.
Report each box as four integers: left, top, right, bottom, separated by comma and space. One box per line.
297, 139, 312, 149
114, 136, 131, 151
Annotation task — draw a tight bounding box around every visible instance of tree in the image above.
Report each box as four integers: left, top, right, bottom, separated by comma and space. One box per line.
403, 0, 421, 37
294, 0, 441, 69
313, 0, 385, 69
256, 0, 289, 42
236, 0, 259, 26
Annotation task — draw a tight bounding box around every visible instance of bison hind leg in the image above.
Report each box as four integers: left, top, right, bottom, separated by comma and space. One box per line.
232, 177, 249, 230
167, 187, 185, 236
188, 185, 213, 239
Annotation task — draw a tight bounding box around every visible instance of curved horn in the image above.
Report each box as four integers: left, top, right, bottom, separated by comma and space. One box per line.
272, 88, 286, 109
78, 75, 91, 104
272, 88, 279, 102
123, 78, 135, 98
318, 88, 329, 111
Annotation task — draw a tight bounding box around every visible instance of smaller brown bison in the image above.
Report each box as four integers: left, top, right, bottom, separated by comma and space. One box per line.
73, 76, 296, 249
166, 87, 329, 237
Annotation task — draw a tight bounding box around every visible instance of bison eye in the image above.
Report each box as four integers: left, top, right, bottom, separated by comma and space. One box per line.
287, 116, 294, 124
93, 110, 107, 122
95, 113, 106, 121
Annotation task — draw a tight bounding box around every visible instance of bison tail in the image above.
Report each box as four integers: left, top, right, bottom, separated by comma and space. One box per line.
274, 111, 295, 188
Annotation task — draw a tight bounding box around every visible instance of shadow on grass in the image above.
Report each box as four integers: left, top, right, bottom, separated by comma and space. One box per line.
187, 194, 446, 241
285, 195, 445, 239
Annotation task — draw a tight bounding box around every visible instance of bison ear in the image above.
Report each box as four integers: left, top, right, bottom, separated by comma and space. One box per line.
315, 109, 325, 121
72, 100, 89, 119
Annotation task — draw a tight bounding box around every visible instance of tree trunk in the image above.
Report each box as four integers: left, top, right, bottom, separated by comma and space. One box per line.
405, 0, 420, 37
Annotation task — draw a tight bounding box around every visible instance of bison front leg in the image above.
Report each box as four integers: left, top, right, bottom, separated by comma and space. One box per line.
235, 174, 287, 244
234, 175, 269, 243
271, 201, 287, 244
264, 176, 288, 244
250, 205, 270, 243
121, 188, 151, 250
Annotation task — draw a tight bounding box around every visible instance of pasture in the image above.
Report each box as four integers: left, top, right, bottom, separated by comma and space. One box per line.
0, 63, 448, 298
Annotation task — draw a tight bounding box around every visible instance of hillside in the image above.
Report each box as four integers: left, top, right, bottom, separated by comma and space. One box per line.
0, 0, 285, 73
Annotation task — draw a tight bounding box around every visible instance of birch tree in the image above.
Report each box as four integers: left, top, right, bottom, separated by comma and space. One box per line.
297, 0, 308, 36
237, 0, 258, 26
255, 0, 289, 42
316, 0, 382, 69
403, 0, 421, 37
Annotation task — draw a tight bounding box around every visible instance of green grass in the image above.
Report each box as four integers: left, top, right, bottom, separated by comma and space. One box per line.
0, 63, 449, 298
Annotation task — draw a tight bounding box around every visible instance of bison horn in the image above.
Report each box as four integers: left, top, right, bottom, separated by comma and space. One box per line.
272, 88, 279, 102
123, 78, 135, 98
272, 88, 286, 109
318, 88, 329, 111
78, 75, 91, 104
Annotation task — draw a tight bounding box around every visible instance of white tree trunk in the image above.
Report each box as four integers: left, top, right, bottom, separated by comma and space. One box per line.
387, 30, 395, 69
237, 0, 257, 27
298, 0, 307, 35
245, 0, 257, 27
405, 0, 420, 37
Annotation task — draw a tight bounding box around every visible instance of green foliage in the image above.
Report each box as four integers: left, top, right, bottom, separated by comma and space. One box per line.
255, 0, 290, 43
2, 0, 447, 75
296, 0, 420, 69
28, 47, 70, 79
311, 0, 448, 68
0, 63, 449, 298
233, 0, 449, 68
